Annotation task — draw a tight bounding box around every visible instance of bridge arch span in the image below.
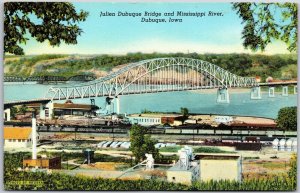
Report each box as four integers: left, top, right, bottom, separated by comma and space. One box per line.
115, 60, 227, 96
46, 57, 257, 100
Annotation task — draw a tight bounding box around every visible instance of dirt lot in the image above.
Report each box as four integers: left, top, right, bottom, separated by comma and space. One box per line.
80, 162, 128, 171
243, 159, 291, 179
239, 146, 295, 179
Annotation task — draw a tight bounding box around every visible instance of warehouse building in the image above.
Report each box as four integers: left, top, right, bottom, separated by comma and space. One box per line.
126, 113, 183, 126
4, 127, 38, 148
36, 100, 99, 119
166, 147, 242, 185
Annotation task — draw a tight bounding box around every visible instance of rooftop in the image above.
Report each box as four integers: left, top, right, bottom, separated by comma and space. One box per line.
4, 127, 32, 140
194, 153, 240, 160
54, 103, 93, 110
127, 113, 182, 118
53, 100, 99, 110
26, 103, 42, 108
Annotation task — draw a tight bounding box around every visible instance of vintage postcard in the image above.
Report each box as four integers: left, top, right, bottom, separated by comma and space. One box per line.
3, 1, 298, 191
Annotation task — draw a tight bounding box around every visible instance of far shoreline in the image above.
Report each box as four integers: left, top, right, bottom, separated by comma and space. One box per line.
137, 111, 276, 121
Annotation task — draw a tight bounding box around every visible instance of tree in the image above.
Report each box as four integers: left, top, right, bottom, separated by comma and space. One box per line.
4, 2, 88, 55
276, 106, 297, 131
180, 107, 189, 124
19, 104, 28, 115
10, 106, 18, 119
129, 125, 159, 163
232, 3, 297, 52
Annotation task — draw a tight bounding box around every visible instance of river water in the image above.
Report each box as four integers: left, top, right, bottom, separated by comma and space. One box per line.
4, 82, 297, 119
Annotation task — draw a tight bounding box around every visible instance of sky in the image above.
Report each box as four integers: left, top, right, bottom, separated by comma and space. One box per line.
21, 2, 291, 55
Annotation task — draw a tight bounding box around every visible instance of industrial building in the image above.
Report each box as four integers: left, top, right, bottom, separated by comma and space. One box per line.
3, 100, 100, 121
167, 163, 200, 185
28, 100, 99, 119
166, 147, 242, 185
126, 113, 183, 126
195, 154, 242, 182
166, 146, 199, 185
4, 127, 38, 148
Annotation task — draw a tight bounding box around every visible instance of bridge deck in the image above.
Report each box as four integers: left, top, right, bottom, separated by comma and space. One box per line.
258, 81, 297, 86
4, 98, 51, 107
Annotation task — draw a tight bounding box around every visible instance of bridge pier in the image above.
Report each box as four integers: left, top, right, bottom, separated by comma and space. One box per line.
250, 86, 261, 99
105, 97, 115, 114
268, 87, 275, 97
46, 102, 54, 119
4, 108, 11, 121
294, 85, 297, 94
39, 104, 46, 119
114, 96, 120, 114
282, 86, 288, 96
216, 88, 230, 103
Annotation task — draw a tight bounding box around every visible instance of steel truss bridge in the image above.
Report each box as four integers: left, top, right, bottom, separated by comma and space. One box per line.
46, 57, 258, 100
4, 75, 96, 82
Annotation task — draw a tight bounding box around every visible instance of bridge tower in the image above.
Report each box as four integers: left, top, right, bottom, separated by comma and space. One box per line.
217, 87, 230, 103
268, 87, 275, 97
282, 86, 289, 96
250, 86, 261, 99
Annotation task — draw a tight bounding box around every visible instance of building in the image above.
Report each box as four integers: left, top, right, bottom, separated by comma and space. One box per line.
166, 146, 199, 185
126, 113, 183, 126
38, 100, 99, 119
21, 115, 61, 170
167, 161, 199, 185
167, 148, 242, 185
184, 119, 197, 124
195, 154, 242, 182
23, 157, 61, 169
4, 127, 37, 148
214, 116, 233, 124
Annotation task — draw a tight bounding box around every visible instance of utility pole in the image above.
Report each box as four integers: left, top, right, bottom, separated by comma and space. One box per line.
32, 111, 37, 160
112, 127, 115, 142
193, 128, 195, 146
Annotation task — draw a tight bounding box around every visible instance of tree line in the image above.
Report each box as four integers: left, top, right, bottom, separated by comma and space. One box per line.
4, 53, 297, 81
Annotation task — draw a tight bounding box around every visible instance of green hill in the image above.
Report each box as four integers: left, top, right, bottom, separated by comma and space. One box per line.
4, 53, 297, 82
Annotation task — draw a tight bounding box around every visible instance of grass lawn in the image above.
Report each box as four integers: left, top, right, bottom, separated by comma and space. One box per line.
159, 146, 236, 154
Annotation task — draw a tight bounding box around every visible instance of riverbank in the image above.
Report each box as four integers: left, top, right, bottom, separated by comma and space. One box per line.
189, 114, 275, 125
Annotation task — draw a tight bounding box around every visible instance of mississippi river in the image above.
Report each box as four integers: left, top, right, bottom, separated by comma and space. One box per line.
4, 83, 297, 119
